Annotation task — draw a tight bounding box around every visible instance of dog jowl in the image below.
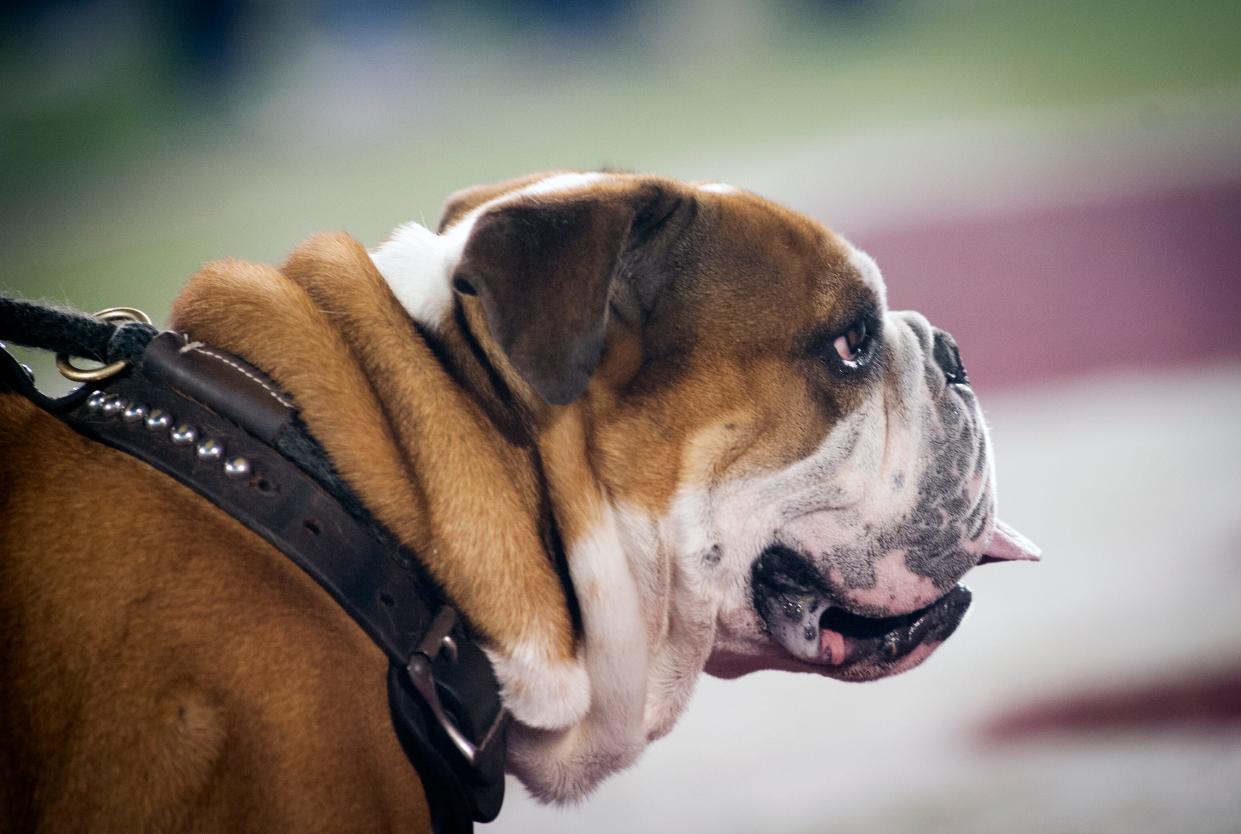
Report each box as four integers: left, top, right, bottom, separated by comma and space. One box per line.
370, 171, 1041, 801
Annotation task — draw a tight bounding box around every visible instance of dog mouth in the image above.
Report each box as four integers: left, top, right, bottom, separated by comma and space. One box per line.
815, 586, 972, 676
751, 545, 973, 680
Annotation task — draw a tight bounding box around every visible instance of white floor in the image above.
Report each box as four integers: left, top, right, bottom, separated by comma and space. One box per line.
493, 363, 1241, 834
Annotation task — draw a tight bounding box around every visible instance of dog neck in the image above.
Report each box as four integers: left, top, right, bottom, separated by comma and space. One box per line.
167, 234, 603, 725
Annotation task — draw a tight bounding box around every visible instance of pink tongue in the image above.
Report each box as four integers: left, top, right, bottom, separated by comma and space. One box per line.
819, 628, 847, 666
981, 519, 1042, 563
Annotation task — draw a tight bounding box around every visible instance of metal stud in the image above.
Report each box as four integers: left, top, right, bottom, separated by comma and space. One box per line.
196, 438, 223, 461
86, 390, 108, 411
101, 396, 127, 417
122, 403, 149, 423
223, 456, 251, 478
145, 409, 172, 431
170, 424, 198, 445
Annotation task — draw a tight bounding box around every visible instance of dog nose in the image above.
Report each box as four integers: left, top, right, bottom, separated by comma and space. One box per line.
931, 328, 969, 385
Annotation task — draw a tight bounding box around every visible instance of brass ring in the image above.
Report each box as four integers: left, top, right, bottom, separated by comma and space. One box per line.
56, 307, 154, 382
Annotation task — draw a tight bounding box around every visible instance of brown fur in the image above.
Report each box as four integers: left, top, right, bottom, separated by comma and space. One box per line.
0, 395, 430, 833
170, 238, 576, 657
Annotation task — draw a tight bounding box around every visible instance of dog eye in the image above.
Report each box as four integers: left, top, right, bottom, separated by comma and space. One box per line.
832, 319, 872, 368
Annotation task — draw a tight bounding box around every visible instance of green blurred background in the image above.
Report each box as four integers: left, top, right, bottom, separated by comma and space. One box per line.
4, 2, 1241, 832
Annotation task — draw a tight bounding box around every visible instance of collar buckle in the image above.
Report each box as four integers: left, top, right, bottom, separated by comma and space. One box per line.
406, 606, 508, 776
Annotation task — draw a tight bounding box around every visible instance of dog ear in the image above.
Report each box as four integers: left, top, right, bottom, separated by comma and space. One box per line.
452, 182, 687, 406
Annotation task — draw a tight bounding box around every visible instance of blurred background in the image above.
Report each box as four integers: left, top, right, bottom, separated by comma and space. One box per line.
3, 0, 1240, 831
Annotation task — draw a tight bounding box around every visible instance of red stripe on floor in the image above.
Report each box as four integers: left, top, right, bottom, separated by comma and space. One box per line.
979, 665, 1241, 743
861, 180, 1241, 390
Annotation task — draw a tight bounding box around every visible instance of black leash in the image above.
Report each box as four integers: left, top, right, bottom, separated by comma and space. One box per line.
0, 296, 508, 833
0, 295, 156, 366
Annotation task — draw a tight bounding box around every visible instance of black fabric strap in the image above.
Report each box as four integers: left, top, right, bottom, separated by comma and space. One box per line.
0, 295, 156, 364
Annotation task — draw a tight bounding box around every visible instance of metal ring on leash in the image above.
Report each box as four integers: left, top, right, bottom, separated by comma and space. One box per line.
56, 306, 153, 382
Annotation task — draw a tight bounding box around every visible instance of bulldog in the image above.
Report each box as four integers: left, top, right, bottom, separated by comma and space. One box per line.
0, 171, 1037, 830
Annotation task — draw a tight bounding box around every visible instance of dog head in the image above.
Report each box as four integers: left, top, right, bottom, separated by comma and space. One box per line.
372, 171, 1038, 797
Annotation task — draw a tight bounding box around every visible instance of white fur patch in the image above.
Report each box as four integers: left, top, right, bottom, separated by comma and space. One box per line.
486, 643, 591, 731
698, 182, 738, 194
515, 171, 608, 199
369, 221, 462, 329
567, 505, 650, 709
